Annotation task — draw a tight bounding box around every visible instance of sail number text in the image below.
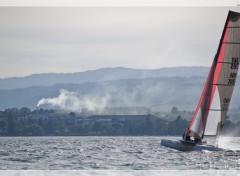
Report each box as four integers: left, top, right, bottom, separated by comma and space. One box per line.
228, 57, 239, 85
231, 57, 239, 69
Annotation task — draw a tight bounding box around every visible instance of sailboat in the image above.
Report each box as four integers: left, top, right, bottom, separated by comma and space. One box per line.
161, 10, 240, 151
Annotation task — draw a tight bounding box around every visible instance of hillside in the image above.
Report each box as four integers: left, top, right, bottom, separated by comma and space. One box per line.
0, 67, 209, 90
1, 67, 240, 112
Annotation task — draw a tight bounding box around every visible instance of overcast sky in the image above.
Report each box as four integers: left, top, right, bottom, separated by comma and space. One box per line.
0, 6, 239, 78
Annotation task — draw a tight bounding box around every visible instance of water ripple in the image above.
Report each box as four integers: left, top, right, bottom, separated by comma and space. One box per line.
0, 136, 239, 169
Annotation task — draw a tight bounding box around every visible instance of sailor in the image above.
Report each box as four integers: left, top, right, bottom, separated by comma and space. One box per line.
185, 134, 191, 141
183, 132, 191, 141
182, 132, 185, 140
183, 128, 191, 141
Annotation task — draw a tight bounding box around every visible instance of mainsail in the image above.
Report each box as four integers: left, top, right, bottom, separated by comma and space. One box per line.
187, 11, 240, 140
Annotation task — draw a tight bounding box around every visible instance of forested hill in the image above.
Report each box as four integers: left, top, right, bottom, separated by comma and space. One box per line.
0, 67, 209, 90
0, 66, 240, 111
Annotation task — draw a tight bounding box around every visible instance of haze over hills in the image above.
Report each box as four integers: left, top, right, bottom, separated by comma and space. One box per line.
0, 67, 240, 112
0, 67, 209, 90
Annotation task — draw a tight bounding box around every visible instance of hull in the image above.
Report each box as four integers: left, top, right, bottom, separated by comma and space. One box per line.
161, 139, 224, 151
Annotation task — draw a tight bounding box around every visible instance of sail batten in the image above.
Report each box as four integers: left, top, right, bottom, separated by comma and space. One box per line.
222, 42, 240, 44
209, 109, 227, 112
213, 84, 235, 86
218, 61, 237, 64
187, 11, 240, 140
227, 27, 240, 28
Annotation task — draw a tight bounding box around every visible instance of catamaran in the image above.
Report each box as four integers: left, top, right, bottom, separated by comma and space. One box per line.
161, 10, 240, 151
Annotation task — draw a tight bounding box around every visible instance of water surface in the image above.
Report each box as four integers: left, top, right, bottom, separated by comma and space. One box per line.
0, 136, 239, 170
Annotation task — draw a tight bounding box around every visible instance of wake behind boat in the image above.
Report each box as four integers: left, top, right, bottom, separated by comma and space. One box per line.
161, 11, 240, 151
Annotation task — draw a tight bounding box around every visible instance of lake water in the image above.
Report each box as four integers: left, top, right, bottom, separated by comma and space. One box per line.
0, 136, 239, 175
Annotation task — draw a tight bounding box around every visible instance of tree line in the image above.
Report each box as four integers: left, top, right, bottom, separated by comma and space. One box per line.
0, 107, 239, 136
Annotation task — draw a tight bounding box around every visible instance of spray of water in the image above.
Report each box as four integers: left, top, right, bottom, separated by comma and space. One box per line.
37, 89, 110, 113
217, 135, 240, 151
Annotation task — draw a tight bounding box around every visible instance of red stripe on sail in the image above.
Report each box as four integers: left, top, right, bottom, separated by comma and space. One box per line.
188, 21, 230, 137
207, 21, 230, 116
202, 21, 230, 131
188, 61, 214, 132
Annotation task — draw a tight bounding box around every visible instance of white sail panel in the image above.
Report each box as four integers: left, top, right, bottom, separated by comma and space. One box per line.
189, 109, 202, 137
205, 88, 221, 135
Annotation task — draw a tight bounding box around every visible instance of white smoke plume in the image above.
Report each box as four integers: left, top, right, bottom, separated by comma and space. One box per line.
37, 89, 110, 113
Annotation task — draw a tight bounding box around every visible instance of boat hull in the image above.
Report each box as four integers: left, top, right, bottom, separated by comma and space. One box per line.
161, 139, 224, 151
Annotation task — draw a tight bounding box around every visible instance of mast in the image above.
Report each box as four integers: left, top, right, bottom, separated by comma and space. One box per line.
186, 11, 240, 142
